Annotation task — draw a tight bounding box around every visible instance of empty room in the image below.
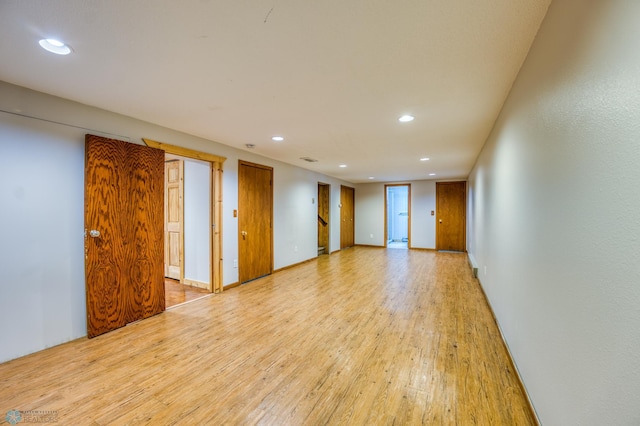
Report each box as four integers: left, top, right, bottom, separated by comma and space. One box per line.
1, 1, 639, 425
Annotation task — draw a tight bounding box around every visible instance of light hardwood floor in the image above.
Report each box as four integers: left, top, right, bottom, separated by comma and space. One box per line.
164, 279, 211, 308
0, 247, 536, 425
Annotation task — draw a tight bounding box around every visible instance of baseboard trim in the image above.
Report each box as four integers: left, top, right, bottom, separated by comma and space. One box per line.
183, 278, 210, 291
473, 270, 540, 425
355, 244, 385, 248
223, 282, 240, 291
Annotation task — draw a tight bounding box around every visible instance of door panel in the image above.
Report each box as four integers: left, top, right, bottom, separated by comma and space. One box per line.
238, 161, 273, 283
164, 160, 183, 280
436, 181, 466, 251
85, 135, 165, 338
340, 185, 355, 249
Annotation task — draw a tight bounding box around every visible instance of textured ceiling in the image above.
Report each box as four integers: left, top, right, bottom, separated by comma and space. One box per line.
0, 0, 550, 183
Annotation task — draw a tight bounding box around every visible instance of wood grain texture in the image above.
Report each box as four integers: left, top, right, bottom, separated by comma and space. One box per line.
165, 279, 211, 308
436, 181, 466, 251
340, 185, 355, 249
84, 135, 129, 337
0, 247, 536, 425
85, 135, 165, 337
238, 161, 273, 283
124, 142, 165, 321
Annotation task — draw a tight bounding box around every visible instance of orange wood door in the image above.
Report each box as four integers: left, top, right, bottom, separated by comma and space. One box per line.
340, 185, 355, 249
84, 135, 165, 338
436, 181, 466, 252
164, 160, 183, 281
238, 161, 273, 283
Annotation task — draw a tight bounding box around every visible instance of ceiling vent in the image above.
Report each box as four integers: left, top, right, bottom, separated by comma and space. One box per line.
300, 157, 318, 163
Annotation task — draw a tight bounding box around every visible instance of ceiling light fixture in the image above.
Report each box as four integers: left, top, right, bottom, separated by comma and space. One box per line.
39, 38, 72, 55
339, 164, 347, 168
420, 157, 430, 161
272, 136, 284, 142
398, 115, 414, 122
429, 173, 436, 176
368, 177, 375, 180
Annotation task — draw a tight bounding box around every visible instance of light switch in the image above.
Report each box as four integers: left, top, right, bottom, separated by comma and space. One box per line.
233, 209, 238, 217
431, 210, 435, 216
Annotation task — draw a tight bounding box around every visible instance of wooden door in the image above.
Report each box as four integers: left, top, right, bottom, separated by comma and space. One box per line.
238, 161, 273, 283
164, 160, 184, 281
317, 183, 330, 253
85, 135, 165, 338
436, 181, 466, 252
340, 185, 355, 249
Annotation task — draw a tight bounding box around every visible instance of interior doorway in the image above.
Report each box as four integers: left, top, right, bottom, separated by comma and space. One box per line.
317, 183, 330, 255
164, 154, 213, 307
144, 138, 226, 298
385, 184, 411, 249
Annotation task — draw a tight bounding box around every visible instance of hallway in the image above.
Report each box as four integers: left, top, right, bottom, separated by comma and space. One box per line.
0, 247, 534, 424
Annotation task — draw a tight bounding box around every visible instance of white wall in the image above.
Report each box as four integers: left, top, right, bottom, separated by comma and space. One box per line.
355, 181, 436, 249
355, 183, 384, 245
184, 159, 211, 285
467, 1, 640, 424
0, 81, 351, 362
0, 113, 86, 363
410, 180, 436, 249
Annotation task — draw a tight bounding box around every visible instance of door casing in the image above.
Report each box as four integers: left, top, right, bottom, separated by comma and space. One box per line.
384, 184, 411, 248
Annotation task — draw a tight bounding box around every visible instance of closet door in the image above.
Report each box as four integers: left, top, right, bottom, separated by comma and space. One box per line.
84, 134, 165, 338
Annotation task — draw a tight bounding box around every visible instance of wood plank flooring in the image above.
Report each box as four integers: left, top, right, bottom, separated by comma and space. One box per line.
0, 247, 536, 425
164, 279, 211, 308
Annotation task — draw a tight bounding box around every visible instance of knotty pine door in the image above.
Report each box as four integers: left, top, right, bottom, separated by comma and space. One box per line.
435, 181, 466, 252
84, 135, 165, 338
164, 159, 184, 281
238, 161, 273, 283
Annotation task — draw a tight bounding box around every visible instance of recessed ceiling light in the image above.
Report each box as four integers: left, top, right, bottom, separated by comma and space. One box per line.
420, 157, 430, 161
339, 164, 347, 168
272, 136, 284, 142
39, 38, 72, 55
429, 173, 436, 176
398, 115, 414, 122
368, 177, 375, 180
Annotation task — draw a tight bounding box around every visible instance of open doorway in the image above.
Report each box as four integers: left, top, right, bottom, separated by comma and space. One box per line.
385, 184, 411, 249
317, 183, 330, 255
164, 154, 213, 307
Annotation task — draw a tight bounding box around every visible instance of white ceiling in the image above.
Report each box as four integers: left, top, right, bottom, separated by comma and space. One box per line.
0, 0, 550, 183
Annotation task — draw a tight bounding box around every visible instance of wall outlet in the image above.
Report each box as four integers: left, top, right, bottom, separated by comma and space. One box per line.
370, 233, 374, 239
484, 265, 487, 275
233, 259, 238, 268
294, 245, 298, 252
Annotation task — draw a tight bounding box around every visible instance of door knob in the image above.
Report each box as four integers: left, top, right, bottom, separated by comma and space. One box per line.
241, 231, 247, 239
439, 220, 442, 223
90, 230, 100, 238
